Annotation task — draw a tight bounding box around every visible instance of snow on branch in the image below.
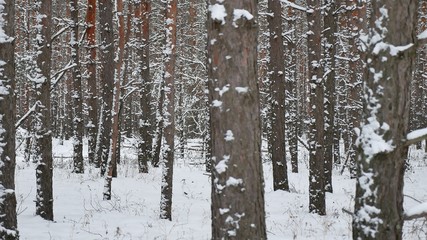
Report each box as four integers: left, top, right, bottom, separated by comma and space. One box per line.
280, 0, 313, 13
404, 202, 427, 221
404, 127, 427, 146
15, 101, 39, 129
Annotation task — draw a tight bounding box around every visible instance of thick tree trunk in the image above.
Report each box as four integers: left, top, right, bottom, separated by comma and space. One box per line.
0, 0, 19, 237
352, 0, 418, 239
34, 0, 54, 221
208, 0, 267, 238
267, 0, 289, 191
71, 0, 84, 174
307, 0, 325, 215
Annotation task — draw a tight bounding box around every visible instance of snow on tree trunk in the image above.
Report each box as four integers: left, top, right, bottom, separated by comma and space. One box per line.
322, 0, 337, 193
159, 0, 177, 221
71, 0, 84, 174
85, 0, 98, 165
267, 0, 289, 191
307, 0, 325, 215
286, 0, 299, 174
0, 0, 19, 237
207, 0, 267, 238
137, 0, 152, 173
352, 1, 418, 239
34, 0, 54, 221
97, 0, 115, 176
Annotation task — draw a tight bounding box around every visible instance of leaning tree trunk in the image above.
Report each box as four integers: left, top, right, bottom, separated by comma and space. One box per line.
207, 0, 267, 238
0, 0, 19, 237
352, 0, 418, 239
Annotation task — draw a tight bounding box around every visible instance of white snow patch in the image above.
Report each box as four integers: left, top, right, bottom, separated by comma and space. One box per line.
224, 130, 234, 141
405, 202, 427, 218
232, 9, 254, 27
209, 4, 227, 25
215, 155, 230, 174
235, 87, 248, 94
407, 127, 427, 141
226, 177, 243, 187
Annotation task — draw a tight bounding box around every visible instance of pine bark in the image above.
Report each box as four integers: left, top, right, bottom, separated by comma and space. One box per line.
97, 0, 115, 176
85, 0, 98, 165
267, 0, 289, 191
159, 0, 177, 221
208, 0, 267, 238
307, 0, 325, 215
0, 0, 19, 237
286, 0, 299, 174
323, 0, 337, 193
34, 0, 54, 221
71, 0, 84, 174
137, 0, 152, 173
352, 0, 418, 239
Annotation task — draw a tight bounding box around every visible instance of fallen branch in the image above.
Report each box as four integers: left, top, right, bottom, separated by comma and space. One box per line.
404, 127, 427, 146
404, 202, 427, 221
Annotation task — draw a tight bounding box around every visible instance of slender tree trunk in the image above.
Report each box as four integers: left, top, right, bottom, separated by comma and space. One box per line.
0, 0, 19, 237
137, 0, 152, 173
323, 0, 337, 193
97, 0, 115, 176
352, 0, 418, 239
208, 0, 267, 238
109, 0, 126, 179
159, 0, 177, 221
267, 0, 289, 191
307, 0, 325, 215
34, 0, 54, 221
71, 0, 84, 174
287, 0, 299, 173
85, 0, 98, 165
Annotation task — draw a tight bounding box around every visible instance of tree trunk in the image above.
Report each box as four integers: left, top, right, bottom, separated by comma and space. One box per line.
85, 0, 98, 165
352, 0, 418, 239
97, 0, 115, 176
323, 0, 337, 193
307, 0, 325, 215
137, 0, 152, 173
267, 0, 289, 191
0, 0, 19, 237
71, 0, 84, 174
207, 0, 267, 238
159, 0, 177, 221
34, 0, 54, 221
286, 0, 299, 174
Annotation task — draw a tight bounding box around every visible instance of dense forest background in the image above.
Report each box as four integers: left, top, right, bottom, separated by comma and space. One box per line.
0, 0, 427, 239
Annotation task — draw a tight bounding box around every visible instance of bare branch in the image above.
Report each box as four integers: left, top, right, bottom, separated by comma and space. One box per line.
15, 101, 40, 129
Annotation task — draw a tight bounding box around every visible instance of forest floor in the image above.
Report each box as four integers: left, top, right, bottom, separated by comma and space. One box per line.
15, 137, 427, 240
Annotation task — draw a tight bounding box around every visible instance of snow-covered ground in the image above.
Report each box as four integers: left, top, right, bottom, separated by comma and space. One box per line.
14, 138, 427, 239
